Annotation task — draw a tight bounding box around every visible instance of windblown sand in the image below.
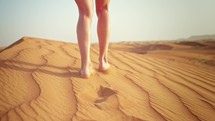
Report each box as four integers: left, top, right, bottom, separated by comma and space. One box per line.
0, 37, 215, 121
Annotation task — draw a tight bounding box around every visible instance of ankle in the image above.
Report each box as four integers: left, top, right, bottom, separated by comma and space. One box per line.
99, 56, 108, 64
81, 61, 92, 70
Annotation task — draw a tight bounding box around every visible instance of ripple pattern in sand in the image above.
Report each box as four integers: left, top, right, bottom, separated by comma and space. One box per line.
0, 37, 215, 121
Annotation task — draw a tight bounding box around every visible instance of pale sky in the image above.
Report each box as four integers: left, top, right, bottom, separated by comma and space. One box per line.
0, 0, 215, 46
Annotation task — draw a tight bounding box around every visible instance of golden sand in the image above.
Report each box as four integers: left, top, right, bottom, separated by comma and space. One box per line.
0, 37, 215, 121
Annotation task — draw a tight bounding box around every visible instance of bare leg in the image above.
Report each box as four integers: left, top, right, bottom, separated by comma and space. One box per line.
96, 0, 110, 71
75, 0, 93, 78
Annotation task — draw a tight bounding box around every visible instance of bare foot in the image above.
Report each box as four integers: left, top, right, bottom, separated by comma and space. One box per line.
98, 58, 110, 72
80, 69, 91, 78
80, 62, 94, 78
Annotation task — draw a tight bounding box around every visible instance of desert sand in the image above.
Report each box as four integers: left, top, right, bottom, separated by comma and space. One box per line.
0, 37, 215, 121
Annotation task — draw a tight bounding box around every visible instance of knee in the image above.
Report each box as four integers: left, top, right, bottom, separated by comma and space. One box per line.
96, 5, 109, 17
78, 7, 93, 19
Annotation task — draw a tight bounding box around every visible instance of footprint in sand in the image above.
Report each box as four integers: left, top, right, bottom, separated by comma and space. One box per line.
94, 86, 116, 103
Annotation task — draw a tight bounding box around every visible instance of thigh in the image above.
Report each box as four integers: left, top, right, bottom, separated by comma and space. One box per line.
75, 0, 93, 12
96, 0, 110, 10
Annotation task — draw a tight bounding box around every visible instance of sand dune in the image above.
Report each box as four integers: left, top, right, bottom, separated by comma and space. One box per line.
0, 48, 4, 51
0, 37, 215, 121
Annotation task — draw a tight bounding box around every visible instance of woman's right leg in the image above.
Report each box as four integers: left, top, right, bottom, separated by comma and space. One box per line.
75, 0, 93, 78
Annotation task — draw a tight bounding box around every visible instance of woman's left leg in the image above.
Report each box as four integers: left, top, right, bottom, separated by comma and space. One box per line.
96, 0, 110, 71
